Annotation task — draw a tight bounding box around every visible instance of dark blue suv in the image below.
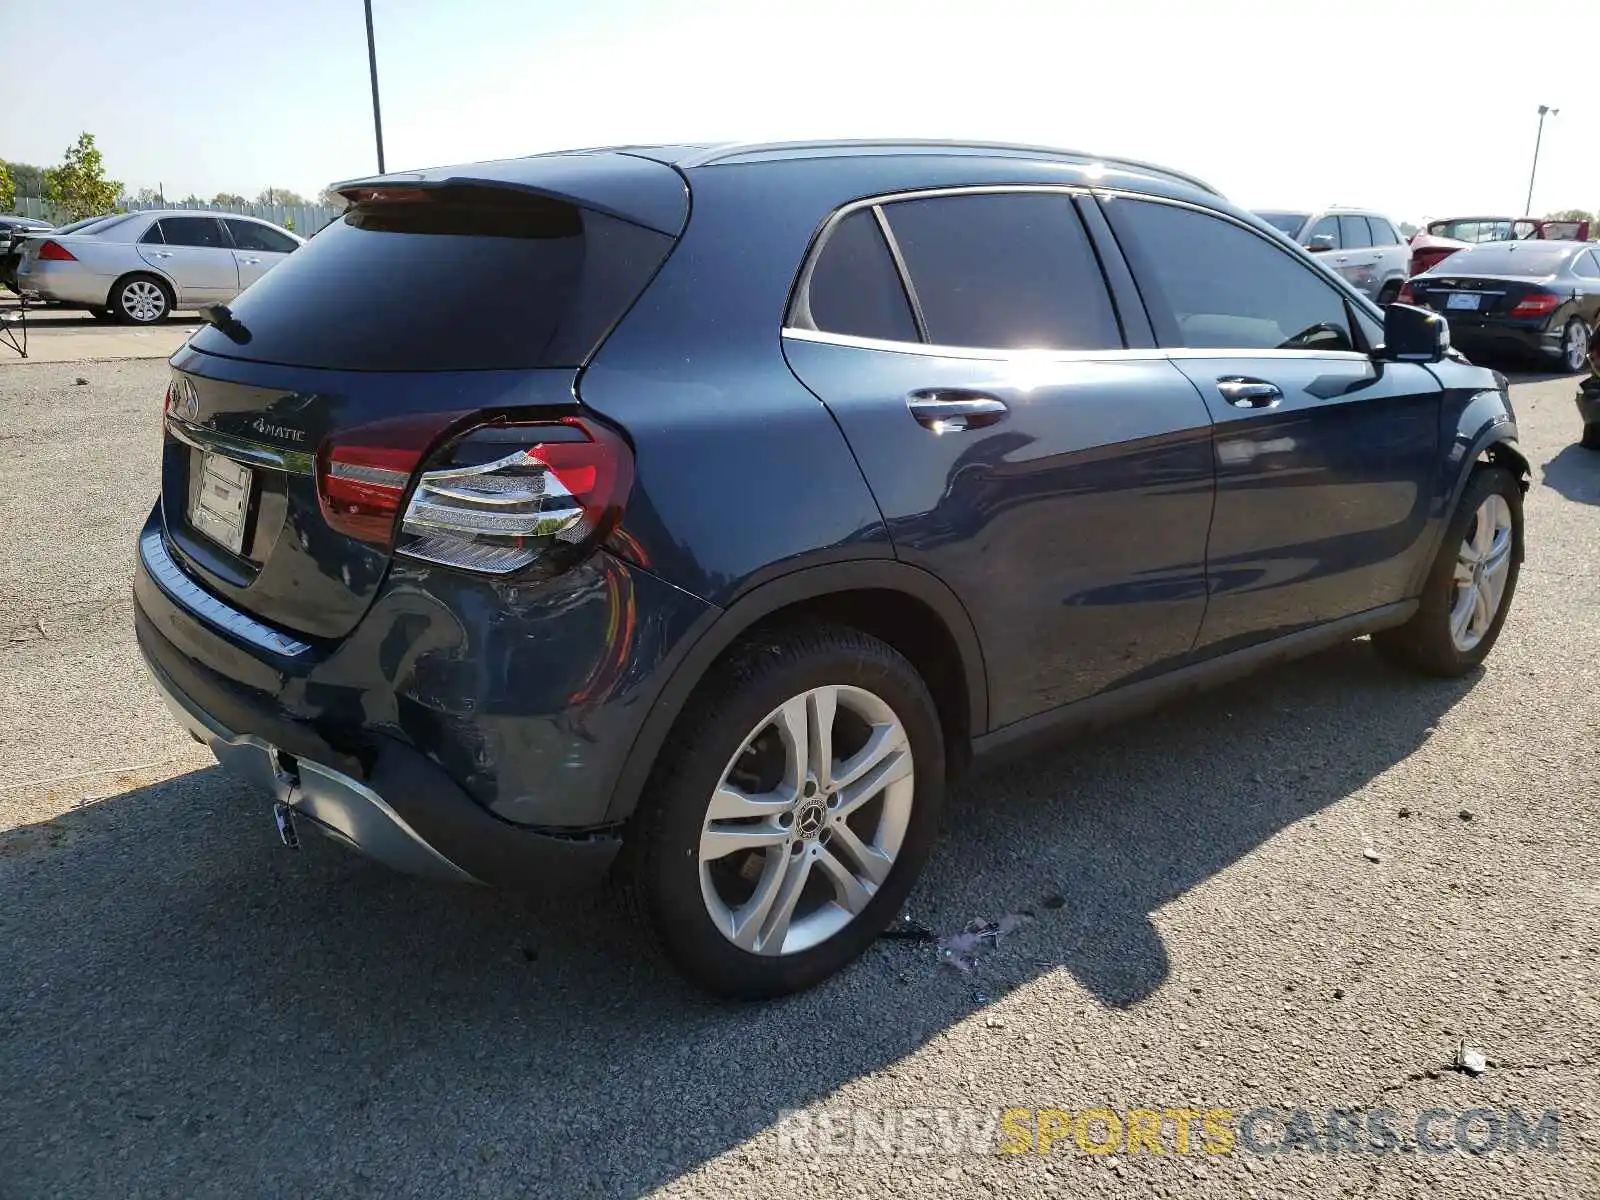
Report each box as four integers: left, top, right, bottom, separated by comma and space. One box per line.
134, 140, 1528, 997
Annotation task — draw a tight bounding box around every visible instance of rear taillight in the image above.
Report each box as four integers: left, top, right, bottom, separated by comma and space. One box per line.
316, 412, 469, 546
1397, 283, 1415, 305
1509, 290, 1560, 318
36, 240, 76, 262
397, 418, 633, 575
315, 414, 632, 575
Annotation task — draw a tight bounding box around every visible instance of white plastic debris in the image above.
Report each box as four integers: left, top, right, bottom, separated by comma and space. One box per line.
1456, 1040, 1488, 1076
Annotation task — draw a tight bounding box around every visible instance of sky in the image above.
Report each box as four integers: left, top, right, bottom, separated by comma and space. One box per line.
6, 0, 1596, 224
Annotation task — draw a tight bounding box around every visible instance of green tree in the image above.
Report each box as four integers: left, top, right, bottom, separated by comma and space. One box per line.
4, 161, 46, 199
256, 187, 308, 206
42, 133, 121, 220
0, 162, 14, 212
212, 192, 246, 206
1545, 208, 1594, 225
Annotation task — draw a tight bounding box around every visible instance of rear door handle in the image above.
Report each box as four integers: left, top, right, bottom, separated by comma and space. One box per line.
1216, 377, 1283, 409
906, 389, 1008, 432
238, 256, 261, 265
151, 251, 173, 258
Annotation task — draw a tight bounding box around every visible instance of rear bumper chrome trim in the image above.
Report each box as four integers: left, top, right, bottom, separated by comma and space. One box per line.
147, 655, 478, 885
139, 527, 313, 658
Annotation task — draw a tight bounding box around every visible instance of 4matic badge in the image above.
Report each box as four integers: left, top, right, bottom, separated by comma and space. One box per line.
251, 418, 307, 443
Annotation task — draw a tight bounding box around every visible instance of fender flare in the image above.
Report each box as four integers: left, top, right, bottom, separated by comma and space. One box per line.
602, 558, 988, 824
1408, 415, 1529, 595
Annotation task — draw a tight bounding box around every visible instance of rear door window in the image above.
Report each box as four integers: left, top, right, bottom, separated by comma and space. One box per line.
1339, 216, 1373, 249
162, 216, 228, 248
879, 192, 1121, 350
1306, 215, 1341, 249
1107, 198, 1357, 353
187, 191, 675, 371
224, 219, 298, 254
790, 208, 918, 342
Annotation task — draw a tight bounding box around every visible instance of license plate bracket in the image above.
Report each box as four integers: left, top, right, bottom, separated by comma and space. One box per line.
1446, 292, 1481, 311
190, 451, 253, 555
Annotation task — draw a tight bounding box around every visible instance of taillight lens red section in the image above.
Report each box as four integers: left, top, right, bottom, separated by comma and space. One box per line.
1397, 283, 1415, 305
1509, 290, 1560, 318
37, 240, 76, 262
315, 412, 469, 546
395, 417, 634, 576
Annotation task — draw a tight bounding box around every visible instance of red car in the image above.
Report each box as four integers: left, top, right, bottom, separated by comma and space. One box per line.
1409, 216, 1591, 276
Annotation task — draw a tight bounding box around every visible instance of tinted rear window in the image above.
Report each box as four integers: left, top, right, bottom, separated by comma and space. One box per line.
188, 191, 674, 371
1255, 211, 1309, 237
1427, 244, 1574, 276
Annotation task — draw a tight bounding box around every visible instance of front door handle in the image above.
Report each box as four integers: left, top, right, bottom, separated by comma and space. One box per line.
151, 251, 173, 258
238, 256, 261, 265
906, 389, 1008, 432
1216, 377, 1283, 409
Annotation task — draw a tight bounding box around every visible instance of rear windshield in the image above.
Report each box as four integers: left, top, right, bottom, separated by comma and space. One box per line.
188, 190, 674, 371
1426, 244, 1574, 276
1254, 211, 1309, 237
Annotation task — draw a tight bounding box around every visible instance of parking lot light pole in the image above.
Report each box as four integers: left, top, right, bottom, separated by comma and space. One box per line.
365, 0, 386, 174
1524, 105, 1557, 216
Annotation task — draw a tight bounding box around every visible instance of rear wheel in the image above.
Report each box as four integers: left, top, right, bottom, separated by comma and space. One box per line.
1377, 282, 1402, 307
1374, 466, 1522, 677
110, 274, 172, 325
626, 624, 944, 998
1582, 422, 1600, 450
1558, 318, 1589, 373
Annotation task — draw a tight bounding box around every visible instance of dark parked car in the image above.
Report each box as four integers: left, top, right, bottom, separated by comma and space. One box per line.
1, 213, 52, 291
1399, 240, 1600, 371
134, 140, 1528, 998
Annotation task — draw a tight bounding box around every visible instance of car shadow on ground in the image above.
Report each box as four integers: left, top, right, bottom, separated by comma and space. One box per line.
0, 640, 1475, 1195
1541, 442, 1600, 505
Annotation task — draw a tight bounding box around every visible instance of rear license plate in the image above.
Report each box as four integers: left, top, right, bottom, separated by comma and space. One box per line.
1446, 292, 1481, 311
191, 452, 253, 554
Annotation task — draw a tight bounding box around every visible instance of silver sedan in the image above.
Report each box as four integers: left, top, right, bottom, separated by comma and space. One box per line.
13, 210, 304, 324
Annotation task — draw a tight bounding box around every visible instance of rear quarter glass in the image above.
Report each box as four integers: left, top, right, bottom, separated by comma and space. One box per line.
187, 193, 675, 372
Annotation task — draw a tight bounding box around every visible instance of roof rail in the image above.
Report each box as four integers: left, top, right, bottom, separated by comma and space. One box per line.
677, 139, 1221, 196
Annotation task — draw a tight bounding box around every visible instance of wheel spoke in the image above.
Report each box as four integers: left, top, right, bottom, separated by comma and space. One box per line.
700, 821, 789, 861
835, 737, 913, 818
827, 819, 894, 885
752, 850, 814, 953
707, 783, 789, 821
808, 688, 836, 791
728, 852, 793, 951
1450, 585, 1477, 643
1474, 505, 1497, 560
773, 695, 809, 793
1471, 581, 1492, 635
813, 845, 873, 914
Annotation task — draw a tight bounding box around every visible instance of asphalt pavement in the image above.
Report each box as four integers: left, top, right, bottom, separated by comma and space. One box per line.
0, 356, 1596, 1199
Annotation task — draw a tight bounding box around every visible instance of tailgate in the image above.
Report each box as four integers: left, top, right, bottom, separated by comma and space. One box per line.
155, 159, 684, 641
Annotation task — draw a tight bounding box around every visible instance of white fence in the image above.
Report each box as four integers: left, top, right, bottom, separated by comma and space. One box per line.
12, 196, 342, 235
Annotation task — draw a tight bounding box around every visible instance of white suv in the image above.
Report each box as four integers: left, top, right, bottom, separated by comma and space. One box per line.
1253, 207, 1411, 306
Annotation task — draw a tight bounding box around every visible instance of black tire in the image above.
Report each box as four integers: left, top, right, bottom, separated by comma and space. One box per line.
1374, 466, 1522, 677
624, 623, 945, 999
1377, 282, 1402, 308
1582, 422, 1600, 451
109, 273, 173, 325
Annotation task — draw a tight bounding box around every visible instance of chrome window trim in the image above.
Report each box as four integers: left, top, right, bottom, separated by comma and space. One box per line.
139, 527, 313, 658
166, 415, 315, 475
782, 325, 1375, 364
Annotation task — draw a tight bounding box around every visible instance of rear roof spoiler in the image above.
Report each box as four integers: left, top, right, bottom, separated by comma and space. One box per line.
331, 151, 689, 236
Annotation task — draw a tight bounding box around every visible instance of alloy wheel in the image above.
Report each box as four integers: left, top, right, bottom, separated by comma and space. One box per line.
1564, 320, 1590, 372
698, 684, 914, 956
1450, 493, 1513, 652
120, 280, 166, 323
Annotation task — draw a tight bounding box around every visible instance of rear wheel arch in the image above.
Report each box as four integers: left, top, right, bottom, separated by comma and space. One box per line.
106, 270, 175, 323
603, 560, 987, 825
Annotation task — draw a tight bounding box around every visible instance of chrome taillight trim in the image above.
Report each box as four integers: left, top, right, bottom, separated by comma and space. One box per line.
140, 528, 313, 658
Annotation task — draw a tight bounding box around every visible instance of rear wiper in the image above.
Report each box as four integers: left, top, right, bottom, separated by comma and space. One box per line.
197, 303, 251, 346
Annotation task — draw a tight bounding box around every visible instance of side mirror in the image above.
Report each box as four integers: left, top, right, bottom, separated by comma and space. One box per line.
1377, 302, 1449, 364
1307, 234, 1336, 252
